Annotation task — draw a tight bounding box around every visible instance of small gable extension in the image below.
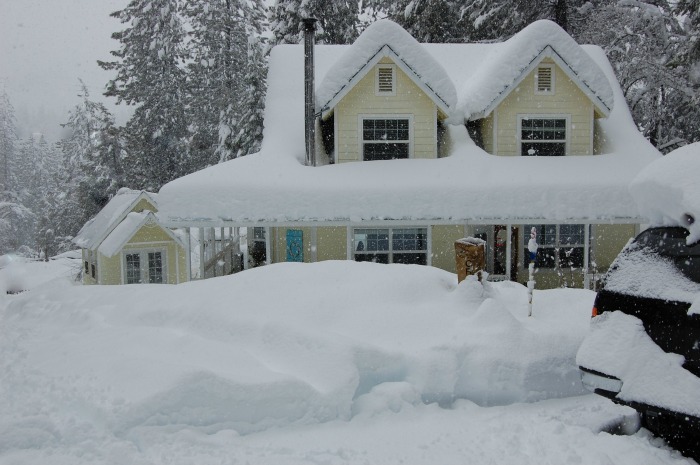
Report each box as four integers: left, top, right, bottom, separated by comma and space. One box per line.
316, 20, 456, 118
458, 20, 614, 121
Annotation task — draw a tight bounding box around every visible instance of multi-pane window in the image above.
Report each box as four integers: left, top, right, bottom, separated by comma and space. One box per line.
362, 118, 410, 161
353, 228, 427, 265
148, 252, 164, 284
124, 250, 166, 284
521, 118, 566, 156
125, 253, 141, 284
524, 224, 585, 269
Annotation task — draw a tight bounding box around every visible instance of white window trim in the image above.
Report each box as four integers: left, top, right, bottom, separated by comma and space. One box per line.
517, 114, 570, 156
351, 227, 430, 265
121, 247, 168, 284
375, 64, 396, 96
534, 63, 555, 95
358, 114, 414, 161
521, 224, 588, 270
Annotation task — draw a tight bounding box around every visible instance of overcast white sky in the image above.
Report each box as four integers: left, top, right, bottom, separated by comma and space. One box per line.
0, 0, 130, 142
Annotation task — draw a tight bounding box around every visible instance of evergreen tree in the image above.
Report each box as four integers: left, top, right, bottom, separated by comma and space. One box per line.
184, 0, 267, 163
578, 1, 695, 146
269, 0, 359, 46
59, 82, 124, 240
226, 35, 267, 161
366, 0, 468, 43
99, 0, 190, 190
0, 88, 31, 254
460, 0, 589, 41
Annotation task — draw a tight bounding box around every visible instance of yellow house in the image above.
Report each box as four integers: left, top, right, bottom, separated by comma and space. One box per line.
156, 19, 660, 289
73, 189, 188, 285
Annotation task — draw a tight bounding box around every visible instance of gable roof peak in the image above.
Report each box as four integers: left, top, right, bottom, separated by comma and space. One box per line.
458, 19, 615, 120
316, 19, 457, 114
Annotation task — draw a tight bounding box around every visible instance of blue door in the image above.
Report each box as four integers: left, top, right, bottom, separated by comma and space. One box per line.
286, 229, 303, 262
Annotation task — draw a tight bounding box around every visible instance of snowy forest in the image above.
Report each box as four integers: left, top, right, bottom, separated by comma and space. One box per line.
1, 0, 700, 258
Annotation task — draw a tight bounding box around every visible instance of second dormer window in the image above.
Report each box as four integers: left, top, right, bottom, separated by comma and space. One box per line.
362, 118, 410, 161
535, 64, 554, 94
376, 65, 396, 95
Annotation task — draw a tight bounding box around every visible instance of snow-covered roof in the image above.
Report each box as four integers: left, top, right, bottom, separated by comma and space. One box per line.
630, 142, 700, 245
316, 19, 457, 115
73, 189, 158, 250
156, 24, 659, 227
98, 211, 153, 257
457, 20, 613, 119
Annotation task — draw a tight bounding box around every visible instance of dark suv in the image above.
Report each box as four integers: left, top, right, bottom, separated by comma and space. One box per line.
577, 226, 700, 460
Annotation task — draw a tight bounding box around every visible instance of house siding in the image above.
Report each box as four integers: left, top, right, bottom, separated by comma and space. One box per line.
335, 57, 438, 163
431, 224, 465, 273
492, 58, 595, 156
317, 226, 348, 261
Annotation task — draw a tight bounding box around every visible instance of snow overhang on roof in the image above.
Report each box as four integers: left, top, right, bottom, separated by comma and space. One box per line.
73, 189, 158, 250
98, 210, 184, 257
316, 19, 457, 117
630, 142, 700, 245
458, 20, 614, 120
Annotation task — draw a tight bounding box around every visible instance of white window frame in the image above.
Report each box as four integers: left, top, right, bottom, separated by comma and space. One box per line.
358, 114, 414, 161
375, 64, 396, 96
517, 114, 570, 156
535, 64, 555, 95
352, 227, 429, 265
121, 248, 168, 284
522, 224, 587, 269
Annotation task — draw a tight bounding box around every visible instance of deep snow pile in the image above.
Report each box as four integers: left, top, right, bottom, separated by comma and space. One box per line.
1, 258, 694, 464
630, 142, 700, 245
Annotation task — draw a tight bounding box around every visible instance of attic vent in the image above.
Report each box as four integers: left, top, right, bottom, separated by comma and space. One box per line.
376, 66, 395, 95
536, 65, 554, 93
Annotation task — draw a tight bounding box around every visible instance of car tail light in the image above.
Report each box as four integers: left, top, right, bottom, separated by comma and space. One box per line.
592, 306, 598, 317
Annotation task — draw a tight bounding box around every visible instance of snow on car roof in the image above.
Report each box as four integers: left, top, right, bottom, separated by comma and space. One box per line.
630, 142, 700, 245
156, 25, 658, 226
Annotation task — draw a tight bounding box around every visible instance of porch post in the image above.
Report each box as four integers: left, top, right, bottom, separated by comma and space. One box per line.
584, 223, 591, 289
199, 227, 205, 279
265, 226, 272, 265
185, 227, 192, 282
506, 223, 512, 281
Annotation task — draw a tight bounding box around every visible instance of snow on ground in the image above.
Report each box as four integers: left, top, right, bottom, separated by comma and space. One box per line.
0, 256, 695, 464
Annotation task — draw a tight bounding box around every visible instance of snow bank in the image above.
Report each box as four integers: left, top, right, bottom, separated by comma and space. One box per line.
1, 262, 592, 434
577, 310, 700, 417
316, 19, 456, 112
630, 142, 700, 245
2, 258, 692, 464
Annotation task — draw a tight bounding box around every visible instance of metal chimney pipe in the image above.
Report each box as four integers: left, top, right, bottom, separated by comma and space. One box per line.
303, 18, 317, 167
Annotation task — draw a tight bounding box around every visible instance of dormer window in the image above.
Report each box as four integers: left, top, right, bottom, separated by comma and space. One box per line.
535, 64, 554, 94
376, 65, 396, 95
